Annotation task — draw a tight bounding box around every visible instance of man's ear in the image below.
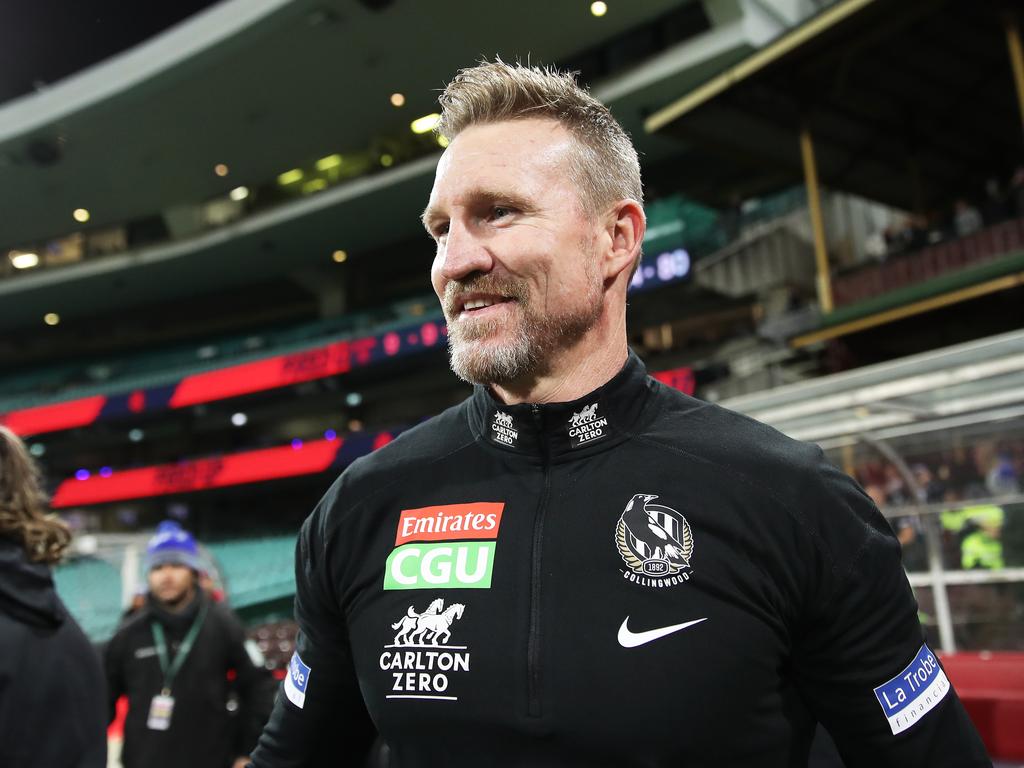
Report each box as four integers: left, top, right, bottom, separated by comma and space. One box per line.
602, 199, 645, 282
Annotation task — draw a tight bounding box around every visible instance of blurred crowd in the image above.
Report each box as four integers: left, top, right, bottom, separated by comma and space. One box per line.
866, 165, 1024, 260
855, 439, 1024, 574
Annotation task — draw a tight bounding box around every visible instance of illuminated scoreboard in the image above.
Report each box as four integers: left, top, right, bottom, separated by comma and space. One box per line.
629, 247, 692, 292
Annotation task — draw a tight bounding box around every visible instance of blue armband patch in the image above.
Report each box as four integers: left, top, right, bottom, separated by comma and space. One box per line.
873, 644, 950, 735
284, 651, 311, 709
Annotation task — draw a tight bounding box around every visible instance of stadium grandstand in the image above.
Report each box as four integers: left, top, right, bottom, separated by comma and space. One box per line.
2, 0, 1023, 765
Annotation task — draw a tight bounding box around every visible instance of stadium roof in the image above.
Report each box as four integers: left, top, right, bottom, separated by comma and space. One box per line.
644, 0, 1024, 210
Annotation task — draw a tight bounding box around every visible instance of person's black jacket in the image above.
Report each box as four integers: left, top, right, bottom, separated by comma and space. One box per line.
251, 352, 990, 767
105, 590, 273, 768
0, 535, 107, 768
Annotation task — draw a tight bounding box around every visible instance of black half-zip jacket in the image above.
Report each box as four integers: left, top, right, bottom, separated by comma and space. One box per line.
250, 352, 990, 768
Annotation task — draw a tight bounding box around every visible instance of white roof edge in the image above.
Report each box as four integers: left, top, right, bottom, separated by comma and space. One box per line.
0, 0, 294, 144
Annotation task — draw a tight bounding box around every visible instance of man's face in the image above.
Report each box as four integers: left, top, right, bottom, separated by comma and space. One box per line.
147, 563, 195, 607
424, 118, 605, 385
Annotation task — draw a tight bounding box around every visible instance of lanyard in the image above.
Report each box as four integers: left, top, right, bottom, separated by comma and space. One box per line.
150, 600, 209, 696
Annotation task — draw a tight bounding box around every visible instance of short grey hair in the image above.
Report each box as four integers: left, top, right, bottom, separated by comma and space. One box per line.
437, 59, 643, 215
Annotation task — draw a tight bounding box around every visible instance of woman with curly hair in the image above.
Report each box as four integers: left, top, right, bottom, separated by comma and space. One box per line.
0, 425, 106, 767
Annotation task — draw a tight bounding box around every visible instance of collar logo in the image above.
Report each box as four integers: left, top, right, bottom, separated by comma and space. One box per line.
490, 410, 518, 447
616, 493, 694, 588
567, 402, 608, 448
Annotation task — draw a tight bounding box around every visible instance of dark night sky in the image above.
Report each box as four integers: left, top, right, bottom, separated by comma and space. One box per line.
0, 0, 222, 105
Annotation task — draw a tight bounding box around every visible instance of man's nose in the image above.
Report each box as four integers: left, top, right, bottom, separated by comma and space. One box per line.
440, 220, 493, 281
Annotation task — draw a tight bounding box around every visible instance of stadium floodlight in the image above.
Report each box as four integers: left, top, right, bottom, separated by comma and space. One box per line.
277, 168, 304, 185
229, 186, 249, 201
231, 412, 248, 427
410, 113, 441, 134
10, 251, 39, 269
43, 312, 60, 326
73, 208, 90, 222
332, 250, 348, 263
591, 1, 608, 16
390, 93, 405, 107
315, 154, 342, 171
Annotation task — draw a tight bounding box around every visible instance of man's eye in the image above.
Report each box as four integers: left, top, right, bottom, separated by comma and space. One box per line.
492, 206, 514, 220
433, 223, 449, 239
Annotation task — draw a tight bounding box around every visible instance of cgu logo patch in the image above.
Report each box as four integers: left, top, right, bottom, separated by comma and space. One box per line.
384, 502, 504, 590
381, 598, 470, 701
616, 493, 694, 588
567, 402, 608, 448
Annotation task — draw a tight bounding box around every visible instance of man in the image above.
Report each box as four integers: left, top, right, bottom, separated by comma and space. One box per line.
106, 521, 272, 768
250, 61, 990, 766
0, 425, 106, 768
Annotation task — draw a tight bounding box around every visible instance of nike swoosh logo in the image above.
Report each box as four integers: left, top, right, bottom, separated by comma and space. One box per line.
617, 616, 707, 648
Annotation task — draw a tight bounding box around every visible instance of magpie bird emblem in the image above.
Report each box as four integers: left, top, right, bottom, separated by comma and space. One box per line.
616, 493, 694, 578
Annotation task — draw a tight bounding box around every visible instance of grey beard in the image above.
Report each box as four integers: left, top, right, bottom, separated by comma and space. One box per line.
446, 296, 601, 386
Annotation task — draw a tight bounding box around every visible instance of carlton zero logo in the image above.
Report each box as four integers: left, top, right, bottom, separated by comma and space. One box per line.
490, 411, 518, 447
383, 502, 504, 589
616, 493, 694, 588
381, 598, 469, 701
567, 402, 608, 448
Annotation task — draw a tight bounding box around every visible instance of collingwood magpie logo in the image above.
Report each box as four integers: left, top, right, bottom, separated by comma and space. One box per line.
567, 402, 608, 448
380, 598, 470, 701
616, 493, 694, 587
490, 410, 518, 447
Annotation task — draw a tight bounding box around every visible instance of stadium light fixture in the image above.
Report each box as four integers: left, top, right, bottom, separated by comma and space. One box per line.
73, 208, 90, 223
302, 178, 327, 194
591, 1, 607, 16
436, 135, 450, 148
10, 251, 40, 269
315, 154, 342, 171
390, 93, 405, 107
229, 186, 249, 201
411, 113, 441, 134
214, 163, 229, 177
332, 249, 348, 263
29, 443, 45, 458
278, 168, 304, 185
129, 428, 145, 442
380, 153, 394, 167
231, 412, 248, 427
43, 312, 60, 326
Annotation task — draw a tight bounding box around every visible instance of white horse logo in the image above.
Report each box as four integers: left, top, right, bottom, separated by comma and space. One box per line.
410, 603, 465, 646
390, 597, 444, 645
570, 403, 598, 427
494, 412, 513, 427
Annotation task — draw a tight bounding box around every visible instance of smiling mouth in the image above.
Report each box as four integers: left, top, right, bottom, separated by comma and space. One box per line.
457, 296, 514, 317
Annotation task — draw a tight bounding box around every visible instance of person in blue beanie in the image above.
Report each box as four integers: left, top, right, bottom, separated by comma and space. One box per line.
105, 521, 273, 768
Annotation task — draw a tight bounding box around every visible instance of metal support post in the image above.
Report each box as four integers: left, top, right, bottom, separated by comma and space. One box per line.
799, 124, 833, 313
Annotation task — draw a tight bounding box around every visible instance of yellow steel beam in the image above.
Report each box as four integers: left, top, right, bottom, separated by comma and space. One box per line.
1006, 15, 1024, 130
644, 0, 877, 134
800, 125, 833, 313
790, 271, 1024, 348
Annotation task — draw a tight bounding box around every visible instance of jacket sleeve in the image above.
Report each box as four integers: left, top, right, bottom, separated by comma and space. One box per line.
220, 606, 277, 760
792, 454, 991, 767
248, 487, 377, 767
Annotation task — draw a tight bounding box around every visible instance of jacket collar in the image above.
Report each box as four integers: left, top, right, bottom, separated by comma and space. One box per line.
468, 350, 655, 462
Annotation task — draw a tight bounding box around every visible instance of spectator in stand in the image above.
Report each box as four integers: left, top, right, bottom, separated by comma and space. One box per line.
1010, 165, 1024, 218
981, 177, 1008, 225
0, 425, 107, 768
953, 198, 984, 238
